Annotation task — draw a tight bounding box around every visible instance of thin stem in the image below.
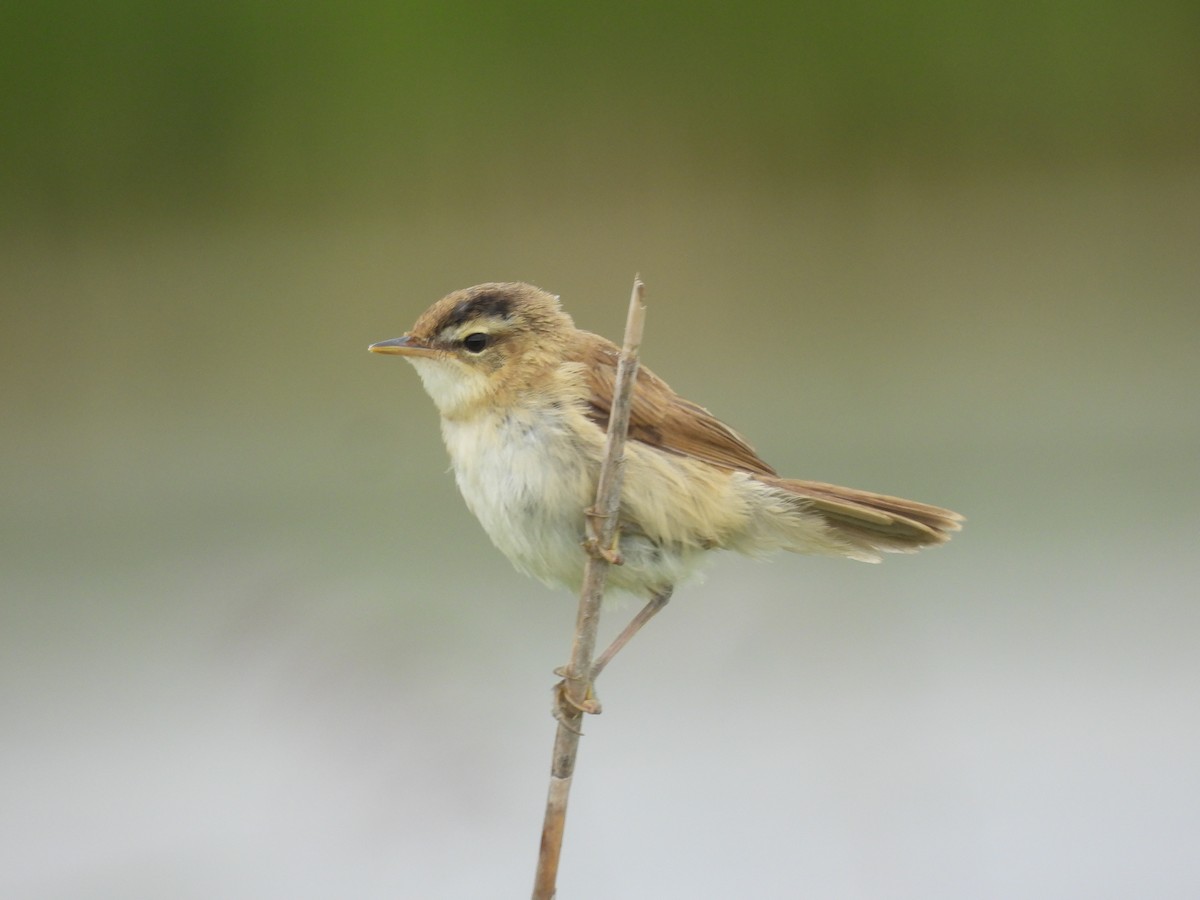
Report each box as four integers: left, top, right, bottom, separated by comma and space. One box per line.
531, 276, 646, 900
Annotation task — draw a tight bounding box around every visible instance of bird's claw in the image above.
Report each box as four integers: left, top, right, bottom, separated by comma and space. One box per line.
583, 507, 624, 564
552, 667, 603, 727
581, 538, 623, 565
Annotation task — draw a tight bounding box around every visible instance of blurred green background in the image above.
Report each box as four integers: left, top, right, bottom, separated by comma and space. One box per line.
2, 2, 1198, 897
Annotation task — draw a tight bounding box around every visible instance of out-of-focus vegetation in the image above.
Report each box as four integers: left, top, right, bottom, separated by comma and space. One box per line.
2, 1, 1196, 220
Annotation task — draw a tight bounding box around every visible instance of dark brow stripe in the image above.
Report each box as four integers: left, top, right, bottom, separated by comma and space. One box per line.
439, 292, 514, 331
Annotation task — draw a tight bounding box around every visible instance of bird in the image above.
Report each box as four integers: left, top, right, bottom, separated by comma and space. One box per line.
370, 282, 962, 685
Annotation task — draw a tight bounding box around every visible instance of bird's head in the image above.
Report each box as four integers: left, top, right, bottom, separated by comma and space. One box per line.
370, 282, 575, 418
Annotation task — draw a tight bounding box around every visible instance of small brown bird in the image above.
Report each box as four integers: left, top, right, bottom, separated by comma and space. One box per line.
371, 282, 961, 677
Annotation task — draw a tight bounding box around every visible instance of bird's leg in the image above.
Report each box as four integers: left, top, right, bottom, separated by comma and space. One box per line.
552, 513, 625, 726
550, 587, 673, 725
590, 587, 673, 680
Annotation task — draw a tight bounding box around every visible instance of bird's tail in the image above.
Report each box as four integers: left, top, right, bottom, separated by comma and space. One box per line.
762, 477, 964, 563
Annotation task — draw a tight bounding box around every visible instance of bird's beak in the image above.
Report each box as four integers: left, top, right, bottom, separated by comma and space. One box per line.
368, 335, 439, 358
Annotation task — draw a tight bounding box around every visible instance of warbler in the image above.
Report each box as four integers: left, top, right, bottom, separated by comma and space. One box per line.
371, 282, 961, 675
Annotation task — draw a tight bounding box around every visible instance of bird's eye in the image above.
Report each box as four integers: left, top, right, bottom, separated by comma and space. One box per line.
462, 332, 489, 353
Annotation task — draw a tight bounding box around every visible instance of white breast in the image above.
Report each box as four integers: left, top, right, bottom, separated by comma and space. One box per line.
440, 406, 595, 591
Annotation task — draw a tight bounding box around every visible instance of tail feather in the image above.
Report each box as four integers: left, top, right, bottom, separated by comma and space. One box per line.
766, 477, 963, 560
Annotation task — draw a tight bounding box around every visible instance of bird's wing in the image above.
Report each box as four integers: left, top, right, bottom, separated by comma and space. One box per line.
574, 335, 778, 477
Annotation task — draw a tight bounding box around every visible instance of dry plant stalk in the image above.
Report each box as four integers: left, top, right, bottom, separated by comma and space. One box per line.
531, 276, 646, 900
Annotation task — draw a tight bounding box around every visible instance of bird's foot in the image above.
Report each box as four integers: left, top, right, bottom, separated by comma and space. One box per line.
582, 508, 623, 564
552, 666, 602, 729
581, 539, 623, 565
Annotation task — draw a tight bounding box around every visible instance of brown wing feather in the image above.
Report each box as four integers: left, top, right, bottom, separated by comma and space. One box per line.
574, 335, 777, 477
570, 334, 963, 556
